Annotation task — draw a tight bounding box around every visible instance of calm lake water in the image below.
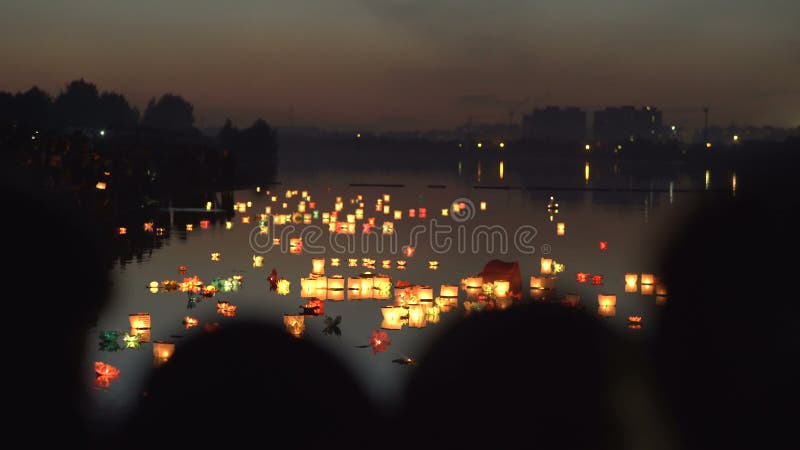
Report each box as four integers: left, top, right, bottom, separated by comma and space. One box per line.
84, 153, 736, 428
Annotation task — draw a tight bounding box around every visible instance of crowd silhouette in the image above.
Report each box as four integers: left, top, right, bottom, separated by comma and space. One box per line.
6, 148, 798, 449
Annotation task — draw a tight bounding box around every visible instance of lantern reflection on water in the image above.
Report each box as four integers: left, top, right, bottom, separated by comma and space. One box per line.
656, 295, 667, 306
655, 284, 667, 296
153, 341, 175, 367
417, 286, 434, 301
641, 284, 655, 296
407, 304, 427, 328
496, 297, 513, 311
300, 278, 317, 297
540, 257, 553, 275
129, 313, 151, 330
327, 275, 345, 291
598, 306, 616, 317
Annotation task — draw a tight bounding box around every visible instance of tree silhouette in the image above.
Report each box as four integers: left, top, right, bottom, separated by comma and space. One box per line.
98, 92, 139, 131
53, 79, 101, 129
14, 87, 53, 129
141, 94, 194, 132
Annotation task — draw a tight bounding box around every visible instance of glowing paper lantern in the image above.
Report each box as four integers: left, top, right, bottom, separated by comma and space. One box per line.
284, 315, 305, 338
640, 273, 655, 285
153, 341, 175, 367
373, 276, 393, 300
327, 275, 345, 291
402, 246, 415, 258
382, 222, 394, 235
530, 276, 544, 290
599, 241, 608, 251
276, 279, 291, 295
241, 216, 251, 224
348, 258, 358, 267
311, 258, 325, 275
200, 220, 210, 229
211, 252, 220, 261
428, 261, 439, 270
129, 313, 151, 330
253, 255, 264, 268
591, 275, 604, 286
463, 276, 483, 288
540, 257, 553, 275
417, 286, 434, 301
440, 284, 458, 298
183, 316, 198, 328
597, 294, 617, 307
418, 208, 427, 218
300, 278, 317, 297
625, 273, 638, 292
480, 201, 487, 211
95, 181, 107, 190
330, 258, 340, 267
556, 222, 565, 236
407, 304, 427, 328
394, 210, 402, 220
493, 280, 510, 297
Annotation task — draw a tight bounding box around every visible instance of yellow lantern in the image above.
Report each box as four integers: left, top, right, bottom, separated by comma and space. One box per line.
153, 341, 175, 367
327, 290, 345, 301
428, 261, 439, 270
540, 257, 553, 275
211, 252, 220, 261
358, 276, 374, 299
348, 258, 358, 267
185, 224, 194, 231
314, 276, 328, 290
640, 273, 655, 285
330, 257, 340, 267
441, 208, 448, 217
597, 294, 617, 307
556, 222, 565, 236
273, 238, 281, 246
407, 304, 427, 328
383, 194, 391, 203
641, 284, 655, 296
440, 284, 458, 298
381, 319, 403, 330
129, 313, 151, 330
394, 210, 402, 220
284, 314, 305, 338
382, 205, 390, 215
597, 306, 616, 317
311, 258, 325, 275
225, 221, 233, 230
241, 216, 250, 224
347, 277, 361, 291
480, 201, 487, 211
276, 279, 291, 295
382, 221, 394, 235
95, 181, 107, 190
322, 212, 330, 224
327, 275, 345, 290
493, 280, 510, 298
373, 276, 393, 300
417, 286, 434, 301
149, 281, 159, 289
252, 255, 264, 267
381, 306, 406, 323
463, 276, 483, 288
297, 202, 306, 213
530, 276, 544, 290
300, 277, 317, 297
289, 237, 302, 249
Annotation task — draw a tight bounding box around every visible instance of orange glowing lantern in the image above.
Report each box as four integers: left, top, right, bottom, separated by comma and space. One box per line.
597, 294, 617, 307
576, 272, 589, 283
407, 304, 427, 328
186, 224, 194, 231
290, 237, 302, 249
143, 222, 154, 232
327, 275, 345, 291
200, 220, 210, 229
409, 209, 416, 218
428, 261, 439, 270
402, 245, 415, 258
591, 275, 604, 286
628, 316, 642, 324
241, 216, 251, 224
314, 276, 328, 290
556, 222, 565, 236
417, 286, 434, 302
381, 306, 406, 330
370, 329, 391, 353
183, 316, 198, 328
95, 361, 120, 378
300, 278, 317, 297
540, 257, 553, 275
311, 258, 325, 275
153, 341, 175, 367
598, 306, 616, 317
330, 257, 340, 267
463, 276, 483, 288
530, 276, 544, 290
276, 279, 291, 295
624, 273, 638, 292
348, 258, 358, 267
382, 221, 394, 235
129, 313, 151, 330
118, 227, 127, 235
253, 255, 264, 267
641, 284, 655, 296
493, 280, 510, 298
216, 301, 237, 316
95, 181, 107, 190
599, 241, 608, 251
211, 252, 220, 261
640, 273, 655, 285
440, 284, 458, 298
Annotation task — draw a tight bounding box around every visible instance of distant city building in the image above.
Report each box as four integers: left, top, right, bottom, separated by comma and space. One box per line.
699, 125, 800, 144
521, 106, 586, 142
593, 106, 663, 143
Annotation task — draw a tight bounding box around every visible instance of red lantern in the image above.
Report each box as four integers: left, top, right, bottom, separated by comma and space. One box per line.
402, 245, 415, 258
599, 241, 608, 251
199, 220, 210, 229
576, 272, 589, 283
418, 208, 427, 218
591, 275, 604, 285
370, 330, 391, 354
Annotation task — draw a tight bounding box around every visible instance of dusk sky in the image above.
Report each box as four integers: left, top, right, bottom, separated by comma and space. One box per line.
2, 0, 798, 131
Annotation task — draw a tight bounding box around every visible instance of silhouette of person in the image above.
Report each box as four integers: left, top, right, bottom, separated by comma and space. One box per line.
3, 174, 111, 448
653, 151, 799, 449
116, 321, 383, 449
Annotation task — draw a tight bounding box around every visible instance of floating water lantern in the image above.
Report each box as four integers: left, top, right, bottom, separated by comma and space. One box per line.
599, 241, 608, 251
540, 257, 553, 275
349, 258, 358, 267
480, 201, 487, 211
428, 261, 439, 270
407, 304, 427, 328
211, 252, 220, 261
143, 222, 154, 232
225, 221, 233, 230
597, 294, 617, 307
640, 273, 655, 285
183, 316, 198, 328
327, 275, 345, 291
253, 255, 264, 267
118, 227, 127, 235
440, 284, 458, 298
314, 276, 328, 290
463, 276, 483, 288
394, 210, 402, 220
418, 207, 427, 218
241, 216, 250, 224
95, 361, 120, 378
382, 222, 394, 235
95, 181, 107, 190
131, 327, 151, 343
300, 278, 317, 297
330, 257, 340, 267
402, 245, 415, 258
441, 208, 448, 217
493, 280, 510, 298
556, 222, 565, 236
153, 341, 175, 367
129, 313, 151, 330
591, 275, 604, 285
276, 279, 291, 295
149, 281, 159, 289
625, 273, 638, 290
311, 258, 325, 275
200, 220, 210, 229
